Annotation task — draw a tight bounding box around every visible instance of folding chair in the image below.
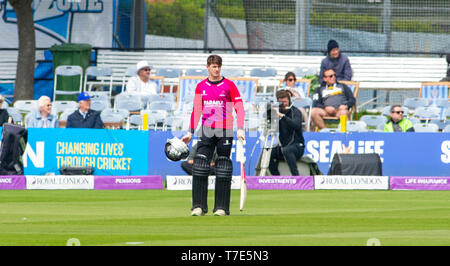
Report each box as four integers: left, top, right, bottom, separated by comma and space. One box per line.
90, 99, 111, 112
360, 115, 387, 129
114, 93, 143, 114
293, 67, 317, 77
53, 65, 83, 101
156, 68, 181, 94
403, 97, 429, 113
250, 68, 278, 95
141, 109, 168, 130
413, 106, 441, 123
222, 68, 245, 78
100, 113, 124, 129
148, 101, 175, 112
293, 97, 313, 131
58, 108, 77, 128
129, 114, 157, 130
413, 123, 439, 132
185, 69, 208, 77
84, 66, 113, 96
339, 120, 368, 132
419, 82, 450, 105
177, 77, 203, 112
53, 100, 78, 114
163, 116, 186, 131
6, 107, 23, 125
443, 124, 450, 132
13, 100, 38, 115
229, 77, 258, 103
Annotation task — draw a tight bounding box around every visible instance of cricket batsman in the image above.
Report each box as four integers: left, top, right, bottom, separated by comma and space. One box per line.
181, 54, 245, 216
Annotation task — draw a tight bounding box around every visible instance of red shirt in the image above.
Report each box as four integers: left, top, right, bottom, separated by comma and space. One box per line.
189, 77, 245, 132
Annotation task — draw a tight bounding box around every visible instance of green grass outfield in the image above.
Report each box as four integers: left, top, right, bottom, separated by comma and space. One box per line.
1, 189, 450, 246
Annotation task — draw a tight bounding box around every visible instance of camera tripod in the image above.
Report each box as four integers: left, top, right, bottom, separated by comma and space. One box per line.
255, 128, 279, 177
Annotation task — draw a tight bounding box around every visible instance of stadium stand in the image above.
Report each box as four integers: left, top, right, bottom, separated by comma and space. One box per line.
96, 51, 447, 91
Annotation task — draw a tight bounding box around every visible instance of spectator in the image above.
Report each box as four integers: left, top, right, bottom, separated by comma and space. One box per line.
0, 95, 10, 126
66, 92, 104, 129
27, 96, 59, 128
281, 72, 305, 98
279, 72, 308, 129
311, 68, 356, 130
125, 60, 158, 108
384, 105, 414, 132
318, 40, 352, 85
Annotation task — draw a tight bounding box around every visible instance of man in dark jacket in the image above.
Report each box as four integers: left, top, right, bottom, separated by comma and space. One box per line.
311, 68, 356, 130
66, 92, 104, 129
319, 40, 353, 84
268, 89, 305, 176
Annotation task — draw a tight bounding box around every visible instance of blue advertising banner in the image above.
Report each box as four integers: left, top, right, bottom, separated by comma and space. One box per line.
304, 132, 450, 176
22, 128, 149, 176
148, 131, 450, 177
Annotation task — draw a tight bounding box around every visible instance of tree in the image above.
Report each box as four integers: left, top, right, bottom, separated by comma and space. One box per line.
8, 0, 35, 102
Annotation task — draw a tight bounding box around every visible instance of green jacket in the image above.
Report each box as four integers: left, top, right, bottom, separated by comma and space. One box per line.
384, 118, 414, 132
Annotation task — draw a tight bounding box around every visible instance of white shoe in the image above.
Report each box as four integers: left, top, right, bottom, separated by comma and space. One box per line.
213, 209, 227, 216
191, 208, 205, 216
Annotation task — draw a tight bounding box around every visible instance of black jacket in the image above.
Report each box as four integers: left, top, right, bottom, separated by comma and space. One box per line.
66, 109, 104, 129
279, 106, 305, 147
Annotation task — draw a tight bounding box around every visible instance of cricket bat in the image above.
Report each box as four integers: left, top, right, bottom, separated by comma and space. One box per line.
237, 139, 247, 211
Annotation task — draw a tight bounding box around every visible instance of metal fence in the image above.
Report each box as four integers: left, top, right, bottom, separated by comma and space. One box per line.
201, 0, 450, 56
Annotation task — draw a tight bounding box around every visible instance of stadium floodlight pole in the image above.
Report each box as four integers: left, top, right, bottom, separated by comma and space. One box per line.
208, 0, 238, 54
383, 0, 392, 55
295, 0, 307, 55
203, 0, 210, 53
130, 0, 136, 49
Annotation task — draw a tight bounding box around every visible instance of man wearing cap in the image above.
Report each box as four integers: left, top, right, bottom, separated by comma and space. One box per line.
318, 40, 353, 85
125, 60, 158, 108
66, 92, 104, 129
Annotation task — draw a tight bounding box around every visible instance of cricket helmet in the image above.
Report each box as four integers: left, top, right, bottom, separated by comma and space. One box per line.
164, 137, 189, 161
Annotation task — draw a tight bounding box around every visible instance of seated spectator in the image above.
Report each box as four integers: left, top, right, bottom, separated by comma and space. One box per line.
384, 105, 414, 132
27, 96, 59, 128
281, 72, 305, 98
125, 60, 158, 108
311, 68, 356, 130
0, 95, 10, 126
279, 72, 308, 130
66, 92, 104, 129
319, 40, 352, 85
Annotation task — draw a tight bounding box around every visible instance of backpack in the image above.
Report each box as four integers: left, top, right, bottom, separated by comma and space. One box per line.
0, 123, 28, 175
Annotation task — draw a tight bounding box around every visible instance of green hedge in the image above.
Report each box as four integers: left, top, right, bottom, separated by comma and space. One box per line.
146, 0, 205, 40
